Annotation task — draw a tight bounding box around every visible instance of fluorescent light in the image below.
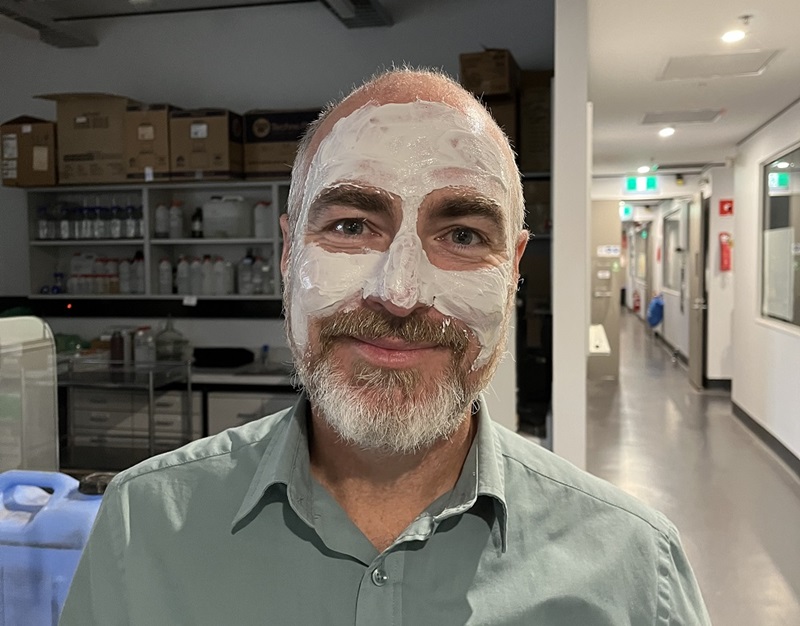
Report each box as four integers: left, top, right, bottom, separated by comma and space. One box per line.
658, 127, 675, 138
637, 165, 651, 174
776, 161, 790, 169
722, 30, 746, 43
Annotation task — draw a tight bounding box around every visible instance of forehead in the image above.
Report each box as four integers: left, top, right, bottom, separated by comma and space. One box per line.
304, 101, 512, 209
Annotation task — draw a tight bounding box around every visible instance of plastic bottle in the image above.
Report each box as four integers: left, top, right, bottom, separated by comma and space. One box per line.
81, 208, 94, 240
224, 260, 235, 295
176, 257, 190, 295
252, 257, 264, 295
191, 208, 203, 239
201, 255, 213, 296
124, 205, 138, 239
37, 207, 49, 240
159, 258, 173, 295
51, 273, 65, 294
213, 257, 226, 295
71, 208, 81, 240
135, 206, 145, 239
119, 259, 131, 295
132, 251, 145, 294
237, 249, 254, 295
168, 200, 184, 239
92, 206, 104, 239
253, 201, 272, 239
109, 205, 123, 239
189, 258, 202, 295
154, 204, 169, 238
58, 206, 71, 240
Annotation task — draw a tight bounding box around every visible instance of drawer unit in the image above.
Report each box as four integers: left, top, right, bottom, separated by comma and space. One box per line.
207, 391, 297, 436
70, 390, 202, 440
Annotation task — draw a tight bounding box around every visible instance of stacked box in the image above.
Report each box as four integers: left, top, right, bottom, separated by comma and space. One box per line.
244, 109, 320, 178
170, 109, 243, 180
1, 116, 57, 187
37, 93, 135, 184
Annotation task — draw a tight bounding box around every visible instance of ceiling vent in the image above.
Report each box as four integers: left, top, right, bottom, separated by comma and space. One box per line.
659, 50, 779, 80
642, 109, 723, 125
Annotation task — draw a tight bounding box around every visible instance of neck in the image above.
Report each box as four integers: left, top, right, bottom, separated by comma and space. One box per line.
308, 407, 477, 551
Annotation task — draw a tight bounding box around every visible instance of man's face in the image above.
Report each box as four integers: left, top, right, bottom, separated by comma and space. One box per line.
282, 100, 524, 453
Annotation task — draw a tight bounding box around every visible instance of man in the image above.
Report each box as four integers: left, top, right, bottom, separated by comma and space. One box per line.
60, 69, 710, 625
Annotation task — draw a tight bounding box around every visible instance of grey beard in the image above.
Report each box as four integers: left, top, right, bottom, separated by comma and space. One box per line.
301, 353, 475, 455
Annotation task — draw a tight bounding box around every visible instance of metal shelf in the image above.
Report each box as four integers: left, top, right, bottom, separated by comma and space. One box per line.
30, 239, 145, 247
150, 238, 276, 245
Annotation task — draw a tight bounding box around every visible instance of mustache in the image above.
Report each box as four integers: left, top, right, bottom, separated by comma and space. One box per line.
318, 307, 470, 355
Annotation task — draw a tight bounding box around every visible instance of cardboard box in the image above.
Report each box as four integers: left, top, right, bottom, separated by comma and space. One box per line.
125, 104, 177, 181
518, 71, 552, 173
1, 116, 57, 187
459, 49, 520, 97
485, 97, 519, 152
37, 93, 135, 184
170, 109, 243, 180
244, 109, 319, 178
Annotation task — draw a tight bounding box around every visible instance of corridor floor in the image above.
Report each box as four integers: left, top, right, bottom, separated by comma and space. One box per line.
587, 310, 800, 625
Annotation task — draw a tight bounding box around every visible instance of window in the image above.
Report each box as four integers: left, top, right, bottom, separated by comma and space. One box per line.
762, 146, 800, 326
662, 208, 684, 291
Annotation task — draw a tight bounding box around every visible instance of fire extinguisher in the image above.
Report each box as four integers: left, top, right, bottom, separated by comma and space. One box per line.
633, 291, 641, 312
719, 232, 732, 272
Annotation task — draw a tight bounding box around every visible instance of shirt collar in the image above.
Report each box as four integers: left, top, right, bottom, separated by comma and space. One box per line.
231, 393, 509, 550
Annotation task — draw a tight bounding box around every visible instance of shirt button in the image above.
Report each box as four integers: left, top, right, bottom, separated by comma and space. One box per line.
371, 567, 388, 587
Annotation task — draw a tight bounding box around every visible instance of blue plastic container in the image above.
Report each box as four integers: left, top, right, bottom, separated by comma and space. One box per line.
0, 470, 105, 626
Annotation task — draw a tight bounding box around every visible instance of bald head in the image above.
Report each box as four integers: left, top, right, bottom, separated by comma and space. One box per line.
287, 68, 525, 237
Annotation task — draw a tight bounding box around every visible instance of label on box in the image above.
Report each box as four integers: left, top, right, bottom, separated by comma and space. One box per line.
32, 146, 49, 171
2, 134, 18, 159
2, 159, 17, 179
21, 125, 32, 134
190, 122, 208, 139
137, 124, 155, 141
144, 166, 154, 182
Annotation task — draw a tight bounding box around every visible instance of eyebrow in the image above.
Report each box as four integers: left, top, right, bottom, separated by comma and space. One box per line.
429, 195, 507, 238
308, 185, 395, 223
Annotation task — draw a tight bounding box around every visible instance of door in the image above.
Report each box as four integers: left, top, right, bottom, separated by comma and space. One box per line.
688, 194, 708, 388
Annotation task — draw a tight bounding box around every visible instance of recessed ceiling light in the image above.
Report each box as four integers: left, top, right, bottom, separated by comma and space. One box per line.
637, 165, 651, 174
722, 30, 746, 43
658, 127, 676, 138
776, 161, 790, 169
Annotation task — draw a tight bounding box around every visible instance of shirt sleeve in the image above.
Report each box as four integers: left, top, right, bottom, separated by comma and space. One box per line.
59, 477, 131, 626
656, 520, 712, 626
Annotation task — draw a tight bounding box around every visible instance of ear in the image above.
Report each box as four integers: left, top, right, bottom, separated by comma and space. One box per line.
513, 230, 529, 277
280, 214, 291, 278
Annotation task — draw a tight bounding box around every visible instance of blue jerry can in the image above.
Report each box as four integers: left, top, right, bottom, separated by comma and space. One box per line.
0, 470, 111, 626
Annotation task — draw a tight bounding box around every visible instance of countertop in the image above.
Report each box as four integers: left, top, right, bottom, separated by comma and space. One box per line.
190, 363, 294, 387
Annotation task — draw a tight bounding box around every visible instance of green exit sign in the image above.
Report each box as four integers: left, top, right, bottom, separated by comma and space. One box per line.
625, 176, 658, 192
768, 172, 790, 190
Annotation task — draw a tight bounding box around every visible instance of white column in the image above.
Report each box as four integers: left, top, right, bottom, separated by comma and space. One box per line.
552, 0, 589, 468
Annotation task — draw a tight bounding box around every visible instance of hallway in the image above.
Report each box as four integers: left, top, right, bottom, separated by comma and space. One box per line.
587, 310, 800, 625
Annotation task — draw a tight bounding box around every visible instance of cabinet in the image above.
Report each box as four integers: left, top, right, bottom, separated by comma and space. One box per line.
26, 181, 289, 301
207, 391, 297, 436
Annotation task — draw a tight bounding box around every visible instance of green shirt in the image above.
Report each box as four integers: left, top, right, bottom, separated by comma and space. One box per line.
60, 396, 710, 625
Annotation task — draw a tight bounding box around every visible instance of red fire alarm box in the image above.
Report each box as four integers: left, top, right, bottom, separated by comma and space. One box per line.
719, 232, 732, 271
719, 199, 734, 216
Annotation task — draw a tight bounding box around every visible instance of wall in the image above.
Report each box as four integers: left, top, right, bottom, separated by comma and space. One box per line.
588, 200, 620, 380
551, 0, 589, 468
704, 166, 735, 380
734, 99, 800, 461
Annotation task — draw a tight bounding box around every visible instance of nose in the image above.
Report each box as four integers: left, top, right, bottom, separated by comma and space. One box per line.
362, 231, 426, 317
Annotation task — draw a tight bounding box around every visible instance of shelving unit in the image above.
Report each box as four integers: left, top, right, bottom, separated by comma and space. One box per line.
26, 180, 290, 302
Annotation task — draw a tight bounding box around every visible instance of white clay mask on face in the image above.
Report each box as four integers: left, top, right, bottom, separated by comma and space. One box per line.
289, 100, 516, 369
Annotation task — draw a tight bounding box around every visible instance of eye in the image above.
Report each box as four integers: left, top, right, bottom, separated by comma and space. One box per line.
333, 219, 366, 236
449, 227, 482, 247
